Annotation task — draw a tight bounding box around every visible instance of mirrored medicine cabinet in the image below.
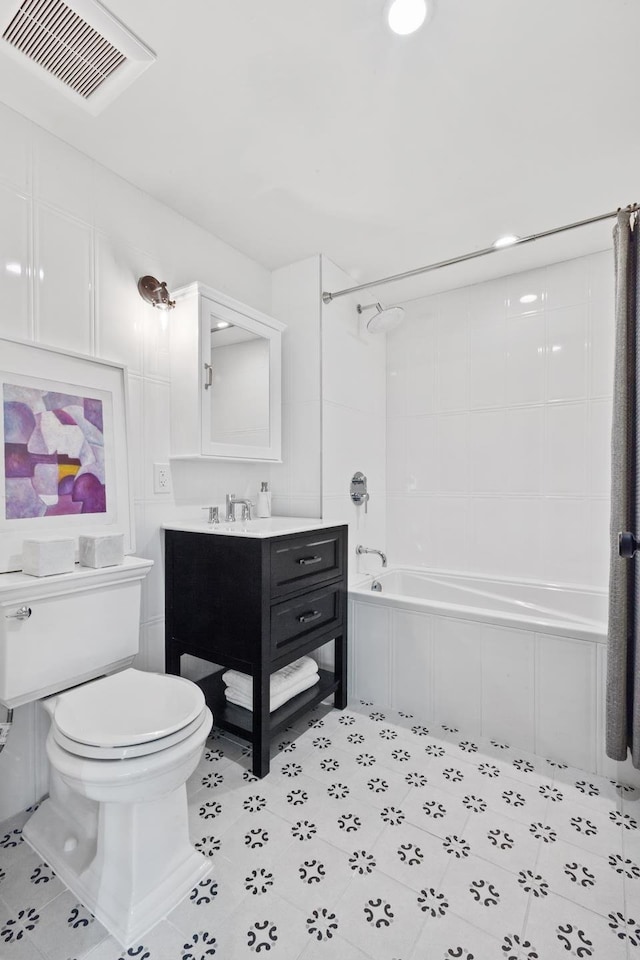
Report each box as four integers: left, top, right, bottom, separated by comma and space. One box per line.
169, 282, 286, 462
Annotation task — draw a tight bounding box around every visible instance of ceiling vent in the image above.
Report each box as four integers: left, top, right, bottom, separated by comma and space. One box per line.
0, 0, 155, 114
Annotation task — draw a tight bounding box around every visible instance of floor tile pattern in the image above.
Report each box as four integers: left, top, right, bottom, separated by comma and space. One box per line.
0, 700, 639, 959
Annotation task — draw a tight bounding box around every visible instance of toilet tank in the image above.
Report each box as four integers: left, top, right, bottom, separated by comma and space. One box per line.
0, 557, 153, 708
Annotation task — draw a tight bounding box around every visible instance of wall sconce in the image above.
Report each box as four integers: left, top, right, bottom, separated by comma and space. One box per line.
137, 276, 175, 310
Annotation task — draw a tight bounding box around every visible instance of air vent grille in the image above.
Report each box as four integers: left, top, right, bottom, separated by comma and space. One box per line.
2, 0, 127, 99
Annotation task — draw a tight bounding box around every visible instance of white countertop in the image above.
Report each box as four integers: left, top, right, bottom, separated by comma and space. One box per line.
162, 517, 342, 539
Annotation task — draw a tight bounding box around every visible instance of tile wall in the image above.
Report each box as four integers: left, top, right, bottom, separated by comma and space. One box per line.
386, 251, 614, 589
320, 257, 387, 583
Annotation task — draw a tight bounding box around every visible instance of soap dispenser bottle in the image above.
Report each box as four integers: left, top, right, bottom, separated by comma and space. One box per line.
256, 481, 271, 518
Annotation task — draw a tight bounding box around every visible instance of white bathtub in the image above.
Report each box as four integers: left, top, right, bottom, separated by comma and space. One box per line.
348, 568, 612, 775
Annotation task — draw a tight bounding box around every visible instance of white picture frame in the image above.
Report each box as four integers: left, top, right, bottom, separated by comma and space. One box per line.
0, 337, 133, 573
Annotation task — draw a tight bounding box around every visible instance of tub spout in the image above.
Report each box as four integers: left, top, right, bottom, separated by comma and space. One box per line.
356, 545, 387, 568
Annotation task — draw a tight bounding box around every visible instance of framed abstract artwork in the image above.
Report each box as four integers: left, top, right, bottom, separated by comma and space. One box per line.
0, 337, 133, 573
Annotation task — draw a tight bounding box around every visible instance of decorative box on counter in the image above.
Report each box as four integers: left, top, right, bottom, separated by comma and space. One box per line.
22, 538, 75, 577
79, 534, 124, 569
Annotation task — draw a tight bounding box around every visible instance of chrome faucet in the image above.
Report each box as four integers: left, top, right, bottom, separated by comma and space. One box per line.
226, 493, 253, 522
356, 544, 387, 567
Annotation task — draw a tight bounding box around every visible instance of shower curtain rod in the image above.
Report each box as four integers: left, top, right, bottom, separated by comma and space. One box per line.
321, 205, 637, 304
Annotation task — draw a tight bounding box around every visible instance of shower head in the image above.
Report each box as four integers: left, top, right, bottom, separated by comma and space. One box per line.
356, 301, 405, 334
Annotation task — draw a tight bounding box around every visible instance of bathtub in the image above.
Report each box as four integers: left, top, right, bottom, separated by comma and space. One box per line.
348, 568, 611, 775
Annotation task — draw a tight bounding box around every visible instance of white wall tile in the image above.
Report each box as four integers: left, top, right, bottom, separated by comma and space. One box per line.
545, 257, 589, 310
588, 399, 612, 498
323, 401, 385, 498
544, 402, 588, 496
506, 268, 547, 317
288, 401, 322, 497
503, 498, 543, 582
546, 305, 588, 402
36, 206, 92, 354
436, 298, 469, 412
388, 496, 436, 569
406, 415, 437, 493
387, 252, 611, 590
469, 410, 507, 493
433, 617, 482, 733
505, 406, 543, 494
589, 298, 615, 398
386, 417, 408, 494
391, 610, 434, 718
433, 497, 469, 572
0, 184, 30, 340
436, 414, 468, 494
386, 361, 407, 417
588, 250, 614, 301
469, 313, 507, 409
481, 626, 535, 752
541, 498, 592, 586
587, 498, 611, 592
535, 634, 597, 770
506, 311, 546, 405
468, 498, 510, 576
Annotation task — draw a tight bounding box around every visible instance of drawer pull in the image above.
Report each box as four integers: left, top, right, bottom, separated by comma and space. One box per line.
298, 555, 322, 566
297, 610, 322, 624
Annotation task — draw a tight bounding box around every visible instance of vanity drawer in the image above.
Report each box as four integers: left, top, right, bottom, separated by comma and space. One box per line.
270, 585, 343, 655
270, 530, 344, 596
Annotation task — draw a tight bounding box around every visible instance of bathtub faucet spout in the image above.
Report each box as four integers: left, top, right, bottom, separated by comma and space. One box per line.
356, 544, 387, 568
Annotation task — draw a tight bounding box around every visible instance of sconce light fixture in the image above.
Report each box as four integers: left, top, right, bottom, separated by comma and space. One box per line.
137, 275, 175, 310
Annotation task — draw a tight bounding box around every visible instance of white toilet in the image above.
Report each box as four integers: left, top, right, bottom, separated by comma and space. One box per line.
0, 556, 213, 948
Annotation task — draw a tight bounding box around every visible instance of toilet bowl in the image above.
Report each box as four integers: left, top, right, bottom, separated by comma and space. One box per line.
23, 668, 213, 948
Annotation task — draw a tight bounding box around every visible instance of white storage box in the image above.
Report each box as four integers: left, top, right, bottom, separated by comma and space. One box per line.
79, 533, 124, 569
22, 538, 75, 577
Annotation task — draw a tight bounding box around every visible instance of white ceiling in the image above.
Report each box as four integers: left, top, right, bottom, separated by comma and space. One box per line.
2, 0, 640, 299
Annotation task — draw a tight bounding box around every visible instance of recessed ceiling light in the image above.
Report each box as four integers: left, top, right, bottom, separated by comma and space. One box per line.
216, 321, 230, 329
493, 235, 519, 249
519, 294, 538, 304
386, 0, 429, 35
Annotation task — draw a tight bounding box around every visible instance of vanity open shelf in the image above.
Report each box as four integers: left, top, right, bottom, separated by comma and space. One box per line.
164, 520, 348, 777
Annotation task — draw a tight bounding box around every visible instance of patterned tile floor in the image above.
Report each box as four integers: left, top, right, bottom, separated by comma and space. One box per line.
1, 699, 640, 959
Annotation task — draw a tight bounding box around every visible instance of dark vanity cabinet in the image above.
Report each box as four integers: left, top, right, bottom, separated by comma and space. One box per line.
165, 524, 348, 776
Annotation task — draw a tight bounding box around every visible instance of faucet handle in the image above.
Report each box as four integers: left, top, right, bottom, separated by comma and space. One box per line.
201, 506, 219, 525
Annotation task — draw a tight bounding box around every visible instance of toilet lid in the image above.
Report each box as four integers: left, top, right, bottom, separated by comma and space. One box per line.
52, 669, 206, 748
51, 707, 210, 759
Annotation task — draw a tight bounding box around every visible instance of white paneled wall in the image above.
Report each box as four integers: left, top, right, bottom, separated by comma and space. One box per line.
387, 251, 614, 589
321, 257, 387, 582
349, 599, 630, 779
270, 257, 322, 518
0, 102, 273, 819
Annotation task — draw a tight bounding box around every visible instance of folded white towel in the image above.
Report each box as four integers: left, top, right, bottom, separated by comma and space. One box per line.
222, 655, 318, 699
225, 671, 319, 712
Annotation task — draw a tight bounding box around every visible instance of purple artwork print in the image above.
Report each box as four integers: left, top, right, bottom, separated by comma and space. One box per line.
3, 383, 107, 519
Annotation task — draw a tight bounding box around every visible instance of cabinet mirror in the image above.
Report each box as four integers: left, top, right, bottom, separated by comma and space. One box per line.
170, 282, 286, 462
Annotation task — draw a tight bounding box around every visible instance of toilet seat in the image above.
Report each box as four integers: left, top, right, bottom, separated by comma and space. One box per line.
47, 669, 207, 760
